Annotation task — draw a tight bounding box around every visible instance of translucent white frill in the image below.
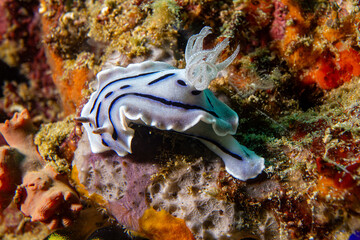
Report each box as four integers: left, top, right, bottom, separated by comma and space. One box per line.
185, 26, 240, 90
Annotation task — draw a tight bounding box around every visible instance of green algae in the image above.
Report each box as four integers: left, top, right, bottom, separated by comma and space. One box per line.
45, 232, 70, 240
86, 0, 180, 59
47, 9, 90, 59
43, 0, 182, 74
34, 116, 75, 173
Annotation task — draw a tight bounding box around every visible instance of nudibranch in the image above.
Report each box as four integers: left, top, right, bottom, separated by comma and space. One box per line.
77, 27, 264, 180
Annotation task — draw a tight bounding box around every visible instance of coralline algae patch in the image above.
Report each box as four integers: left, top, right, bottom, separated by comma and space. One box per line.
301, 42, 360, 90
276, 0, 360, 90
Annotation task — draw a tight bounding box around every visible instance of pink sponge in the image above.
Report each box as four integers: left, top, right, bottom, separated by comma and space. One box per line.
15, 165, 82, 229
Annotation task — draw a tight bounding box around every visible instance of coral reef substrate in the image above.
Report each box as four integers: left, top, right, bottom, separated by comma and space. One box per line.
0, 0, 360, 239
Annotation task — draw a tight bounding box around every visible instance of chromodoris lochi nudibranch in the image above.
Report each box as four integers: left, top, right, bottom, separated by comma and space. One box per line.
77, 27, 265, 180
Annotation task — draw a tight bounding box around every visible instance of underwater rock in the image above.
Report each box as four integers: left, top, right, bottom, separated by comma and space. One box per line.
0, 0, 59, 124
276, 0, 360, 90
289, 101, 360, 196
39, 0, 93, 115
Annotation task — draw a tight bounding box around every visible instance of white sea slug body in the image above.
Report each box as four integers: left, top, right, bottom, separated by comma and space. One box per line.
78, 27, 265, 181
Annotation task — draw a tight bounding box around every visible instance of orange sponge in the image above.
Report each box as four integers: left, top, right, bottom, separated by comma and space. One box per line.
139, 208, 195, 240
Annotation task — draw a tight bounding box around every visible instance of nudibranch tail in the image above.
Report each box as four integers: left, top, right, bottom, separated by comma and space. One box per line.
200, 136, 264, 181
184, 123, 264, 180
185, 27, 240, 90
